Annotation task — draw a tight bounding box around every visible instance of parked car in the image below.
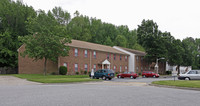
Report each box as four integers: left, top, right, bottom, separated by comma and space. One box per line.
178, 70, 200, 80
117, 72, 138, 79
93, 69, 115, 80
142, 71, 159, 78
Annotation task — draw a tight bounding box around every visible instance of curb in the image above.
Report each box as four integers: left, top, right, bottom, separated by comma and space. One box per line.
149, 84, 200, 91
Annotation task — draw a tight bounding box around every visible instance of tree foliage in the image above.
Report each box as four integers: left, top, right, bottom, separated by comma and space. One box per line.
19, 10, 71, 75
0, 0, 36, 67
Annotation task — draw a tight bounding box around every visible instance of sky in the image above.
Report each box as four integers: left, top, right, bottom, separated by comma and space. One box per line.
20, 0, 200, 40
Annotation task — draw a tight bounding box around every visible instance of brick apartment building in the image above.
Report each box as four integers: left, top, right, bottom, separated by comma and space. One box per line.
18, 40, 129, 74
113, 46, 166, 74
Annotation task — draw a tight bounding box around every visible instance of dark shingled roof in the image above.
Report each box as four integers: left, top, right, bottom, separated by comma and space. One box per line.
67, 40, 129, 55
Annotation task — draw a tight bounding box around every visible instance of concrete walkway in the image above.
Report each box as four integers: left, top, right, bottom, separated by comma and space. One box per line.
0, 76, 41, 86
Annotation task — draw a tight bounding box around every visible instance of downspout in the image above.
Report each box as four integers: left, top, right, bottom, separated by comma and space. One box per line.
90, 50, 92, 71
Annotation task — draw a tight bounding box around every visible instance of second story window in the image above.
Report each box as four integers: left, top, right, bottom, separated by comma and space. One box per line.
114, 54, 116, 60
107, 53, 110, 60
93, 51, 96, 58
75, 48, 78, 57
120, 55, 122, 60
125, 56, 128, 60
84, 50, 88, 57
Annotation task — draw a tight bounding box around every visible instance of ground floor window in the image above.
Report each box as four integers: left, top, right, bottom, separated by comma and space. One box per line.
125, 66, 127, 72
113, 65, 116, 72
93, 64, 96, 71
120, 66, 122, 72
75, 64, 78, 72
85, 64, 88, 71
63, 63, 67, 67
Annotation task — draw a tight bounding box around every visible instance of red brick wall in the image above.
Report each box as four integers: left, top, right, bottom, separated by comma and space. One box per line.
59, 47, 128, 74
18, 45, 58, 74
18, 45, 128, 75
134, 55, 166, 74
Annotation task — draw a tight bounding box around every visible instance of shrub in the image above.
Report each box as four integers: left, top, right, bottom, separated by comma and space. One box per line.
76, 72, 79, 75
84, 71, 87, 75
88, 71, 91, 75
51, 72, 57, 75
166, 71, 172, 75
59, 66, 67, 75
138, 73, 141, 75
115, 72, 119, 74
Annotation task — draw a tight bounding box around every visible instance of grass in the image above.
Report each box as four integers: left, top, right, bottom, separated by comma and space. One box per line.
13, 74, 100, 83
152, 80, 200, 88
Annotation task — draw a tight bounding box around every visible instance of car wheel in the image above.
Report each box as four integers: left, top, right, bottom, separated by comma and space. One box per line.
102, 76, 106, 80
118, 75, 121, 78
153, 75, 156, 78
143, 75, 146, 78
185, 77, 190, 80
130, 76, 133, 79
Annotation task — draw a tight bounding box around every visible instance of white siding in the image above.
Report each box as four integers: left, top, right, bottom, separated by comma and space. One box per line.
113, 46, 135, 72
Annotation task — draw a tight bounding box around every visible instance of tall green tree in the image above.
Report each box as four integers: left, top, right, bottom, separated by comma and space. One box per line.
52, 7, 71, 25
137, 19, 167, 62
0, 0, 36, 67
19, 10, 71, 75
115, 35, 127, 47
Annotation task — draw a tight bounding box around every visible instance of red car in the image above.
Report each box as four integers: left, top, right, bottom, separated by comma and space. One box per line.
117, 72, 138, 79
142, 71, 159, 78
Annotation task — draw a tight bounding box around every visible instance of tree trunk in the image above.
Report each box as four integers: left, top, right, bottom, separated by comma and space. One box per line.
177, 65, 180, 75
44, 58, 47, 76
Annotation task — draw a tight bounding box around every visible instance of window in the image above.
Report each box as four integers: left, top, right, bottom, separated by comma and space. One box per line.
136, 56, 139, 61
93, 64, 96, 71
114, 54, 116, 60
113, 65, 116, 71
125, 66, 128, 72
75, 64, 78, 72
188, 71, 197, 74
120, 66, 122, 72
141, 67, 143, 72
84, 50, 88, 57
125, 56, 128, 60
107, 53, 110, 60
93, 51, 96, 58
75, 48, 78, 57
84, 64, 88, 71
120, 55, 122, 60
63, 63, 67, 67
136, 67, 139, 72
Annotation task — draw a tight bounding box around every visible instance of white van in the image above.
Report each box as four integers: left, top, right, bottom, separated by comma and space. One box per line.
178, 70, 200, 80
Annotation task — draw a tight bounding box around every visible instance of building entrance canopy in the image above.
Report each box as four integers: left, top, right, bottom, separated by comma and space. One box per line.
101, 59, 110, 69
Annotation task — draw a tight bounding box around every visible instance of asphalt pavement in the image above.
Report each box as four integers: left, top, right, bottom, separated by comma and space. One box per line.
0, 76, 199, 106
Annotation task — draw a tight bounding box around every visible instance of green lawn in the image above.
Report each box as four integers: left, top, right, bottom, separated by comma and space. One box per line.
152, 80, 200, 88
13, 74, 100, 83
